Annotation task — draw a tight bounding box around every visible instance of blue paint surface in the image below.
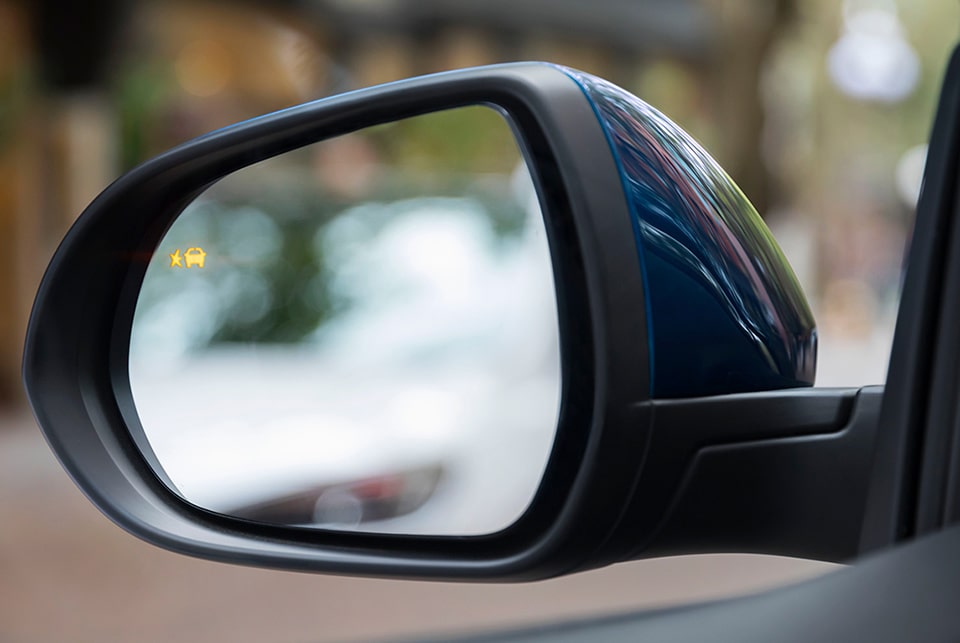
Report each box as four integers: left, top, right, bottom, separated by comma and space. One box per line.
562, 68, 816, 398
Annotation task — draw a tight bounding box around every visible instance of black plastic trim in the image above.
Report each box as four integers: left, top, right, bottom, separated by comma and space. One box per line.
579, 387, 880, 566
639, 387, 881, 561
860, 44, 960, 550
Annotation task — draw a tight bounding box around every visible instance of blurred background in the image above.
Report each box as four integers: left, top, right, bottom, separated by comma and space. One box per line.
0, 0, 957, 641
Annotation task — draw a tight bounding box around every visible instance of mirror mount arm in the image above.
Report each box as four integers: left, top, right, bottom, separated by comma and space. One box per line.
589, 387, 883, 566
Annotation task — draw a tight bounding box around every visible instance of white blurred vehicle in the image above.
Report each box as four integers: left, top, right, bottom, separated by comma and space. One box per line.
130, 193, 561, 536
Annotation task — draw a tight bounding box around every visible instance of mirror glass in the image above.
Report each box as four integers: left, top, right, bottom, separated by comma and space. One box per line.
128, 106, 561, 536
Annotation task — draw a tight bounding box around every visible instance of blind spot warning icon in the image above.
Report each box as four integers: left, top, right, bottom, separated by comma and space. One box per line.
184, 247, 206, 268
169, 247, 206, 268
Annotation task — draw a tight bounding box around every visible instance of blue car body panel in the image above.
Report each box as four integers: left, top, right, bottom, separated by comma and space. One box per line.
562, 68, 817, 398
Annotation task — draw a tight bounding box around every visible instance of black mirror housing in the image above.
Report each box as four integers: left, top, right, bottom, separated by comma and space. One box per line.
23, 63, 872, 581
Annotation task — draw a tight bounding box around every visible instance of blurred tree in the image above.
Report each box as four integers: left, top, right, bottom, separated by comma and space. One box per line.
0, 1, 31, 406
706, 0, 796, 216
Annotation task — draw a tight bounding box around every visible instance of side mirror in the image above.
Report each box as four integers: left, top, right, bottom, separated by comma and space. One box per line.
23, 63, 879, 581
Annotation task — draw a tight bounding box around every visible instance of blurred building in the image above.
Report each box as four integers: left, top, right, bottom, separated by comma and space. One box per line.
1, 0, 956, 406
0, 0, 796, 407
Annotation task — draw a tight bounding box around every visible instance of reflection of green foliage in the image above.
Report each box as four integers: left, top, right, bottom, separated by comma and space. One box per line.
363, 106, 530, 239
211, 190, 339, 344
201, 187, 523, 346
373, 105, 521, 174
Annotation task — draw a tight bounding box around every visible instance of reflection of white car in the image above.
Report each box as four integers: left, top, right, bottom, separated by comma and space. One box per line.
132, 347, 559, 535
130, 195, 560, 536
133, 352, 460, 529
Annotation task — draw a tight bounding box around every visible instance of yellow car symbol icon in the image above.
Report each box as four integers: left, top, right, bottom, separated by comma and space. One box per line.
184, 247, 206, 268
